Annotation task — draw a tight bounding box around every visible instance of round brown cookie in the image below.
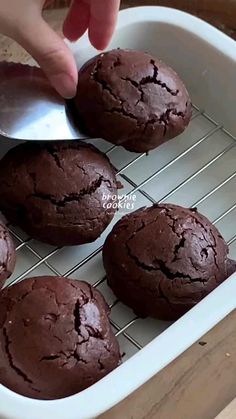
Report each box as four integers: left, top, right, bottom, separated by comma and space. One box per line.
0, 141, 119, 246
0, 276, 120, 400
0, 223, 16, 288
74, 49, 192, 153
103, 204, 228, 321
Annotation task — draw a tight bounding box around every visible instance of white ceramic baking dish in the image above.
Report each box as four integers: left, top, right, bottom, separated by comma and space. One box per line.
0, 6, 236, 419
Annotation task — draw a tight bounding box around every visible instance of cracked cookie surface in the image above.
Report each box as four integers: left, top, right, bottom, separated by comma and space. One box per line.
0, 141, 118, 246
0, 276, 120, 400
0, 223, 16, 288
103, 204, 229, 320
74, 49, 192, 153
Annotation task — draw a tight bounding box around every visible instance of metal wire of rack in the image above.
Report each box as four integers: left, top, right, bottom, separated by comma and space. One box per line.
5, 104, 236, 356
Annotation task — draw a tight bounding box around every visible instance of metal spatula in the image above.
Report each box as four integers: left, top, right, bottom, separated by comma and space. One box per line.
0, 61, 88, 141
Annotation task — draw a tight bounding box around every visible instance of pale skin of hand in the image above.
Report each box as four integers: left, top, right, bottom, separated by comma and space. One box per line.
0, 0, 120, 97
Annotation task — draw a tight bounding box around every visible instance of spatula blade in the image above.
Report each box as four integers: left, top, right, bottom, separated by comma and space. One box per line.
0, 62, 87, 141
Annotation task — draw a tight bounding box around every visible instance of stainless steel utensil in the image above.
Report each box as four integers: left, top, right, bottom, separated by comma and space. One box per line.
0, 62, 88, 141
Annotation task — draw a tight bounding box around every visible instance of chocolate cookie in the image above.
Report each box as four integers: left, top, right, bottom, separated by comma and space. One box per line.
0, 276, 120, 400
0, 223, 16, 288
0, 141, 118, 246
74, 49, 192, 153
103, 204, 228, 321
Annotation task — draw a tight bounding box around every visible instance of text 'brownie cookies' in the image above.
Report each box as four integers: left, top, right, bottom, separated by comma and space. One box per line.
0, 276, 120, 400
0, 223, 16, 288
0, 141, 119, 246
74, 49, 192, 153
103, 204, 229, 321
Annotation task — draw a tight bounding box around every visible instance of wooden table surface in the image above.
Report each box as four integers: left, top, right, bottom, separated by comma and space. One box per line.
0, 6, 236, 419
100, 311, 236, 419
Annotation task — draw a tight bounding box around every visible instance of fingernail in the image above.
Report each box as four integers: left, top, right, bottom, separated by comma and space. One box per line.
50, 73, 77, 99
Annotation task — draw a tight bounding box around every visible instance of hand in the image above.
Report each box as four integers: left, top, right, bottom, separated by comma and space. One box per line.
0, 0, 120, 98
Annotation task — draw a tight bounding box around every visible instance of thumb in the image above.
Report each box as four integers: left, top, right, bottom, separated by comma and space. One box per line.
17, 17, 78, 98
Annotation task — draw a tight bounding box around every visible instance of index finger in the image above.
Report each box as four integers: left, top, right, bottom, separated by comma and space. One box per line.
88, 0, 120, 50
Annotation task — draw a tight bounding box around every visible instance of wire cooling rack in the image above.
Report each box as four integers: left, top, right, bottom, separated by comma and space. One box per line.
3, 104, 236, 360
